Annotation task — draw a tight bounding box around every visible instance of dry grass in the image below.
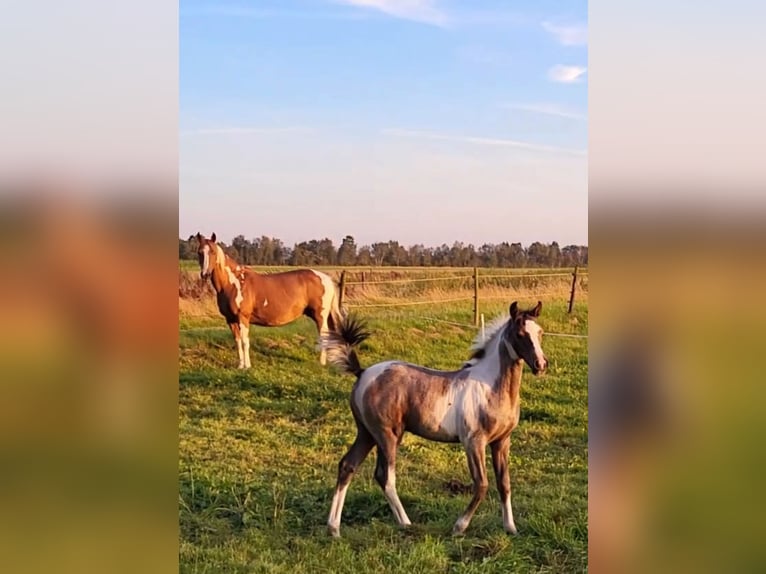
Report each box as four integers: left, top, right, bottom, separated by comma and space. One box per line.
178, 266, 588, 320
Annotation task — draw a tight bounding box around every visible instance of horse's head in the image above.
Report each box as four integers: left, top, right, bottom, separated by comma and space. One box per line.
194, 232, 217, 279
504, 300, 548, 375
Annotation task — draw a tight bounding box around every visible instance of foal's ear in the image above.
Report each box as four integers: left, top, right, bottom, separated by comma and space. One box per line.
529, 300, 543, 317
210, 232, 217, 242
194, 232, 202, 241
509, 301, 519, 320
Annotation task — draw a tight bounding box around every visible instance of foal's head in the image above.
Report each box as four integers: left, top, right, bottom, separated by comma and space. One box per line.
194, 232, 218, 279
503, 300, 548, 375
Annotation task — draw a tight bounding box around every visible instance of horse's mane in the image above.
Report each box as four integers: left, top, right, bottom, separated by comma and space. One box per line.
464, 313, 510, 366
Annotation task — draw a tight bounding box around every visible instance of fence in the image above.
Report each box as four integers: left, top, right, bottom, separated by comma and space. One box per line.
178, 265, 588, 340
335, 266, 588, 339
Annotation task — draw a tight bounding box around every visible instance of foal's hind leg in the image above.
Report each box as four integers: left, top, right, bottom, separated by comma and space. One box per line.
373, 429, 412, 528
327, 427, 375, 537
453, 437, 489, 535
491, 435, 517, 534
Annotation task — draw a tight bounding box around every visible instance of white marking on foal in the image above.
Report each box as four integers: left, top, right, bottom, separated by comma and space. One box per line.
263, 298, 268, 307
502, 497, 517, 534
328, 482, 350, 536
524, 319, 545, 366
382, 469, 411, 527
215, 245, 243, 307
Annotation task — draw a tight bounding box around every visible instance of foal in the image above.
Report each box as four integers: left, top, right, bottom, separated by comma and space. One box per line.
193, 233, 342, 367
323, 301, 547, 537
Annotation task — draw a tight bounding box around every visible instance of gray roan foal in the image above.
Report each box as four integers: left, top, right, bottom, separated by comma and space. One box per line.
322, 301, 548, 537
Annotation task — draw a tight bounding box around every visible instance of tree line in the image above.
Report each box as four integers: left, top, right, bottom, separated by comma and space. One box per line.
180, 235, 588, 268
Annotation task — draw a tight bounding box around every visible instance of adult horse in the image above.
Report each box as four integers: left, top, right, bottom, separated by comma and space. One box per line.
193, 232, 342, 367
322, 301, 548, 537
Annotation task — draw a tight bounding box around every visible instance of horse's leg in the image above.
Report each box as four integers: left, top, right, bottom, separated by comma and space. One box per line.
453, 437, 489, 535
313, 305, 330, 366
490, 435, 517, 534
327, 426, 375, 537
229, 322, 244, 369
239, 319, 251, 369
373, 429, 411, 528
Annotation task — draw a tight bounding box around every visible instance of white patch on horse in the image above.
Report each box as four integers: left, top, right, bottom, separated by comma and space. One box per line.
311, 271, 335, 329
263, 298, 268, 307
502, 497, 517, 534
468, 331, 505, 385
201, 245, 210, 276
215, 244, 243, 307
524, 319, 545, 366
353, 361, 398, 416
432, 377, 494, 440
312, 270, 337, 364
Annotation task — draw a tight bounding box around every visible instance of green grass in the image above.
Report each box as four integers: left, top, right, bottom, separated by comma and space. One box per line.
179, 299, 588, 573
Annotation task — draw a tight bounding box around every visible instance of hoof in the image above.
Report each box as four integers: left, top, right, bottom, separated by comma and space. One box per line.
451, 520, 468, 536
327, 525, 340, 538
505, 525, 518, 536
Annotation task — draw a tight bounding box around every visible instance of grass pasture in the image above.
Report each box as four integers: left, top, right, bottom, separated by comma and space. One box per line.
179, 282, 588, 573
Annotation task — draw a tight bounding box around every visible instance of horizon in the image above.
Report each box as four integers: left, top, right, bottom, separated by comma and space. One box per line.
180, 0, 587, 246
181, 232, 588, 248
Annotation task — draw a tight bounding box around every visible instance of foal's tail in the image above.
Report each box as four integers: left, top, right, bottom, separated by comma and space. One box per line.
320, 314, 370, 378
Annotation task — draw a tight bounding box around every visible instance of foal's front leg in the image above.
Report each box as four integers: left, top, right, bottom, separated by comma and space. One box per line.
453, 437, 489, 535
490, 435, 517, 534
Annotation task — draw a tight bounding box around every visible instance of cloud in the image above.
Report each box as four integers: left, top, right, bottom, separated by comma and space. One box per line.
382, 128, 586, 156
542, 21, 588, 46
548, 65, 587, 84
504, 103, 586, 121
180, 127, 311, 137
335, 0, 448, 27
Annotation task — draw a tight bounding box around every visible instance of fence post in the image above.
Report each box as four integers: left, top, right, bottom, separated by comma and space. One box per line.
338, 269, 347, 310
568, 266, 578, 314
473, 266, 479, 326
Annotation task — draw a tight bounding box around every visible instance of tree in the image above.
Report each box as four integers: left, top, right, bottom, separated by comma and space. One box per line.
180, 234, 586, 268
337, 235, 357, 266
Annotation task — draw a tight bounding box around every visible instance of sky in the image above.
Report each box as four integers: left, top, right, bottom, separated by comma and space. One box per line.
180, 0, 587, 247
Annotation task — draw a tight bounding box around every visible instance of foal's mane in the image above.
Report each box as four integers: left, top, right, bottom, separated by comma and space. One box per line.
465, 313, 510, 364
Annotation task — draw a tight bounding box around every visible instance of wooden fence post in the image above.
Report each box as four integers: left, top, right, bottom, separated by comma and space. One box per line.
338, 269, 347, 310
568, 266, 578, 314
473, 266, 479, 326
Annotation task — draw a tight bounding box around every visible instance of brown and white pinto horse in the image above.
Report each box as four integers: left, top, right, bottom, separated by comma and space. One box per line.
322, 301, 548, 537
194, 232, 342, 367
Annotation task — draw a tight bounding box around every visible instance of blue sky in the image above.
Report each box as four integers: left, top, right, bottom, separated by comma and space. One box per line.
180, 0, 587, 247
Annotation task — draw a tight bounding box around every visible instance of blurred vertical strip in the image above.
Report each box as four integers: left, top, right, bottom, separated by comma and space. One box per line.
590, 1, 766, 572
0, 1, 178, 573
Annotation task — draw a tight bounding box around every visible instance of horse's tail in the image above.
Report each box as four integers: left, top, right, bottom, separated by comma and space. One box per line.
327, 277, 345, 332
320, 313, 370, 378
